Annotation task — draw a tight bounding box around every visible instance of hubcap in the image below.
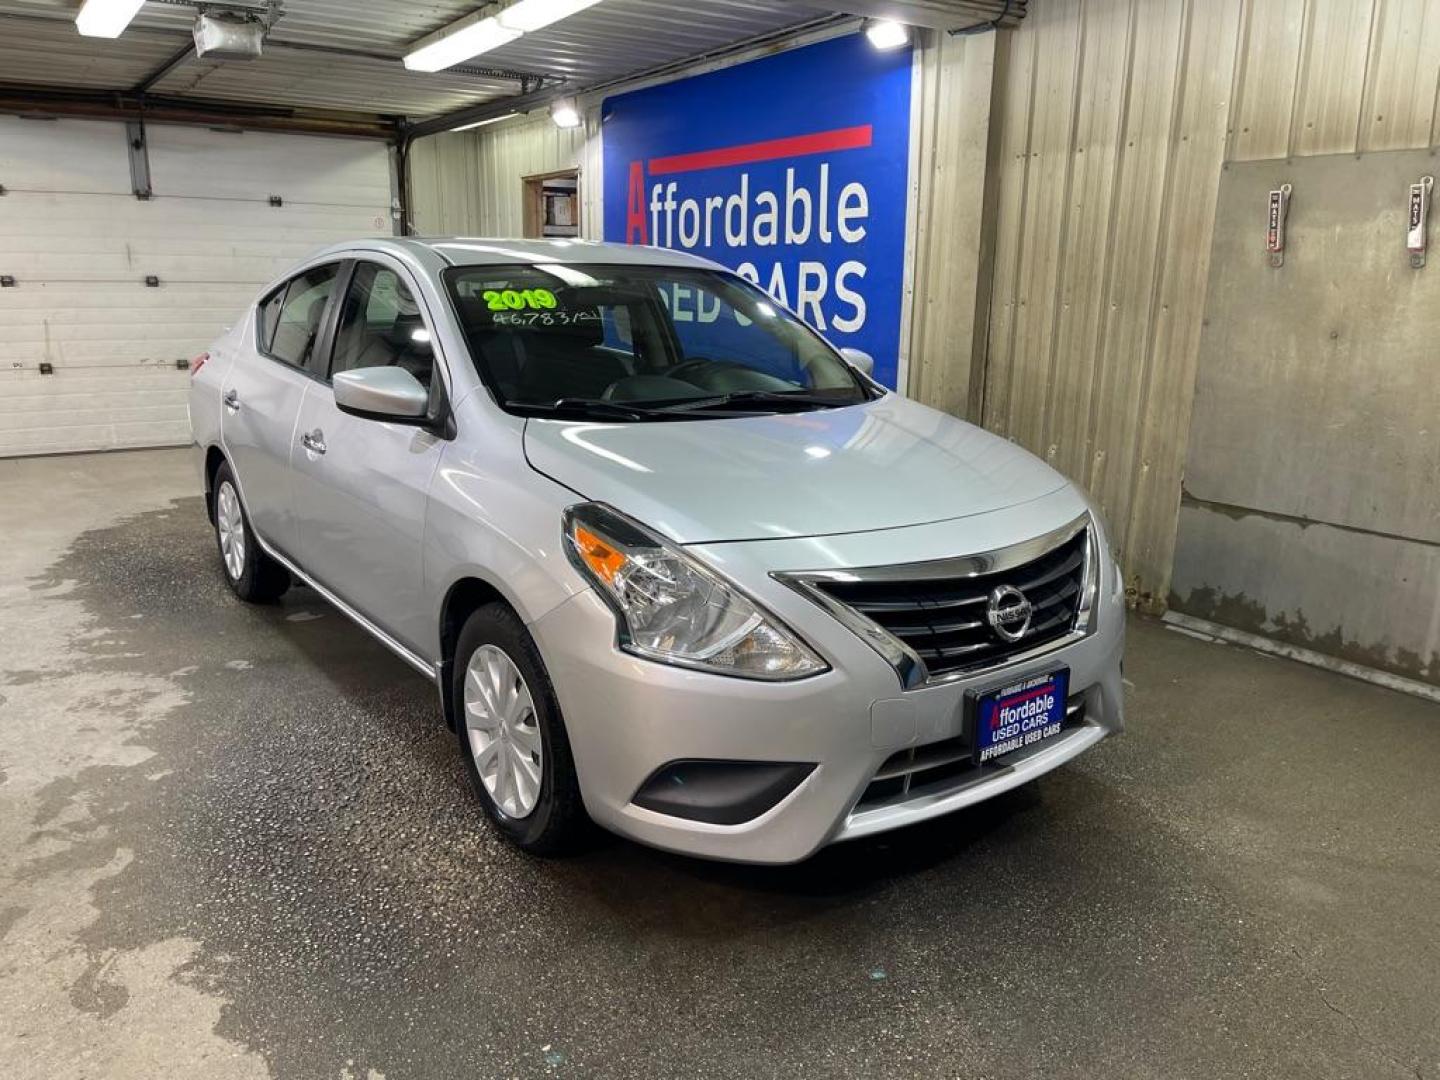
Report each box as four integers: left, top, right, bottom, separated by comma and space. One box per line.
216, 481, 246, 581
463, 645, 543, 818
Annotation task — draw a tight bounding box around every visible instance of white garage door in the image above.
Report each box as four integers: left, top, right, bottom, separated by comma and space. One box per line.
0, 117, 393, 457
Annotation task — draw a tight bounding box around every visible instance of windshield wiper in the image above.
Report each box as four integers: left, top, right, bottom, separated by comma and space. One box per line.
510, 397, 665, 422
653, 390, 857, 414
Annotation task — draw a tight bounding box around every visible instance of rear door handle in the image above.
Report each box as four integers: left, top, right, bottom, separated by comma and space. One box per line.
223, 388, 240, 412
301, 429, 326, 455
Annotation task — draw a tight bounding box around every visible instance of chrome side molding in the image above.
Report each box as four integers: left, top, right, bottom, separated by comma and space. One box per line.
250, 531, 442, 685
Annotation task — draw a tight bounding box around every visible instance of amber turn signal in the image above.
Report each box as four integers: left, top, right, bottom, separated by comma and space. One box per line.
572, 524, 627, 584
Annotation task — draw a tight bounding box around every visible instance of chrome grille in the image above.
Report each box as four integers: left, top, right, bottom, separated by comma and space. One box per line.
807, 525, 1090, 681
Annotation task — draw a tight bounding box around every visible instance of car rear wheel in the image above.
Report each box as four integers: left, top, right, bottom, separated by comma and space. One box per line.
454, 602, 586, 854
212, 461, 289, 603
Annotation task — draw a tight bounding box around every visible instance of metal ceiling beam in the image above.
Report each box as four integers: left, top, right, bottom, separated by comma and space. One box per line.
0, 84, 399, 139
819, 1, 1024, 30
132, 41, 196, 94
404, 83, 557, 140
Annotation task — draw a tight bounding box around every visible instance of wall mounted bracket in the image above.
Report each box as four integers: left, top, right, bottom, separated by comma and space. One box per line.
1407, 175, 1433, 268
126, 119, 153, 200
1266, 183, 1292, 267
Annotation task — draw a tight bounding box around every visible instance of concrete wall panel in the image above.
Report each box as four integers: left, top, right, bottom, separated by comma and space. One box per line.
1185, 150, 1440, 543
1172, 502, 1440, 684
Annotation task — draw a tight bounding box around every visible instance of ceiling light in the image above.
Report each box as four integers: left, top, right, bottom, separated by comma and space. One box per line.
450, 112, 518, 132
75, 0, 146, 38
497, 0, 605, 33
864, 19, 909, 50
550, 99, 582, 129
404, 15, 522, 72
405, 0, 606, 73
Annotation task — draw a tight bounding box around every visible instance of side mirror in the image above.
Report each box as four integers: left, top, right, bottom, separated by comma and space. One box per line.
333, 366, 429, 422
839, 347, 875, 376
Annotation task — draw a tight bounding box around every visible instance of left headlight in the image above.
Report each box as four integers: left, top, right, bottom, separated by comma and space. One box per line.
563, 502, 828, 681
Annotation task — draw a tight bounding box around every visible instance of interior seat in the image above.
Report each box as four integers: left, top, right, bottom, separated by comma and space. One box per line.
512, 321, 629, 403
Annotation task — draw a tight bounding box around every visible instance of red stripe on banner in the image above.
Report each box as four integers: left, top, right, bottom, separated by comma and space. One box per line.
647, 125, 873, 176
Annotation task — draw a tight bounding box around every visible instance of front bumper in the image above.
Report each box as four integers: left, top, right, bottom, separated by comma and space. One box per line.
530, 501, 1126, 864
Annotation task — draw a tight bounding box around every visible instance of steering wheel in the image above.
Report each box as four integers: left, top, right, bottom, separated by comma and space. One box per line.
665, 357, 738, 384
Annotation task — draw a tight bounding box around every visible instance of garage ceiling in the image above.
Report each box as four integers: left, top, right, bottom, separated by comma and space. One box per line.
0, 1, 1023, 133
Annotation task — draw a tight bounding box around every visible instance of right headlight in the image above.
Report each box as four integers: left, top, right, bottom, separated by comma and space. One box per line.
1082, 502, 1123, 604
562, 502, 828, 681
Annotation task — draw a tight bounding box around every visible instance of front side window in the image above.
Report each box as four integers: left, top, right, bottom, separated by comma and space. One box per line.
265, 264, 339, 369
443, 264, 873, 419
330, 262, 434, 389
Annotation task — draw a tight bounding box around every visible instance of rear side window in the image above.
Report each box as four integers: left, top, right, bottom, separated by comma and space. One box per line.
263, 264, 339, 369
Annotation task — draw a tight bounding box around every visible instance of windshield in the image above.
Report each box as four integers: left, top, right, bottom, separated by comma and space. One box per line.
442, 263, 876, 419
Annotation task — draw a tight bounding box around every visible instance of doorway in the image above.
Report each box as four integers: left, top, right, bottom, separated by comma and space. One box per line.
522, 170, 580, 239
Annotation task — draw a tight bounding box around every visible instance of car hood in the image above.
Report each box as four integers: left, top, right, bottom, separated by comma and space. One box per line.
522, 394, 1070, 545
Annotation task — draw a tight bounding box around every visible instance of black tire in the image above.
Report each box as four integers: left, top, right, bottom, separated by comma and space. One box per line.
212, 461, 290, 604
453, 602, 586, 855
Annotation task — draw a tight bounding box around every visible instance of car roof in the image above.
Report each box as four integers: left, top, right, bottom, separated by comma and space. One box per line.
310, 236, 727, 271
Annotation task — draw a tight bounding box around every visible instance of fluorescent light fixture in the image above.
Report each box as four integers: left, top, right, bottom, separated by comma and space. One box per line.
864, 19, 909, 50
497, 0, 605, 33
405, 0, 606, 73
450, 112, 518, 132
404, 15, 521, 72
550, 98, 582, 129
75, 0, 146, 38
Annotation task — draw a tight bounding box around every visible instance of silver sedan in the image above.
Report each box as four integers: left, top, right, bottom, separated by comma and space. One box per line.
188, 238, 1124, 863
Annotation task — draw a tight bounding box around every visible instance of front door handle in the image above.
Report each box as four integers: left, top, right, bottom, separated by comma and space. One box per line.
300, 429, 326, 455
223, 388, 240, 412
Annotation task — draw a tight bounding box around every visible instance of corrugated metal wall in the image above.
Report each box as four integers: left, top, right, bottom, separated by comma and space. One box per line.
409, 113, 601, 238
906, 30, 1000, 420
969, 0, 1440, 610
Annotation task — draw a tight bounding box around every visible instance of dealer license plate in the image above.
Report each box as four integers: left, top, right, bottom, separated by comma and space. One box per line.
968, 668, 1070, 765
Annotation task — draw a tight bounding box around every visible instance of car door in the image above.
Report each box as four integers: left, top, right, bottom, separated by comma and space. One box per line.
288, 257, 450, 656
221, 262, 341, 557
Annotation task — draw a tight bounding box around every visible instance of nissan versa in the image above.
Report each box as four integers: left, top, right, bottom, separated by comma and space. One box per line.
189, 238, 1125, 864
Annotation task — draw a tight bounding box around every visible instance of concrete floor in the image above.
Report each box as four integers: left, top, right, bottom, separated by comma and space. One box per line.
1, 449, 1436, 1080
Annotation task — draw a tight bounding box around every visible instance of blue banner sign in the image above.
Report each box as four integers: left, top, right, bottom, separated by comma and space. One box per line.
601, 33, 913, 388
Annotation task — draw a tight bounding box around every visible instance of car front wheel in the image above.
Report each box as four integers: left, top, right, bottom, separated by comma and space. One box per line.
454, 602, 586, 854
